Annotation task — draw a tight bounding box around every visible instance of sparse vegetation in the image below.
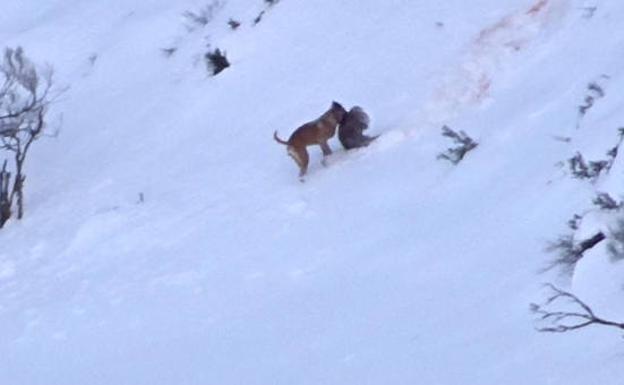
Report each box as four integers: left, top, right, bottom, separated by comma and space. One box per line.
578, 82, 604, 117
182, 0, 224, 31
568, 152, 608, 180
567, 213, 583, 231
593, 192, 621, 210
437, 125, 478, 165
228, 18, 241, 30
531, 284, 624, 333
567, 128, 623, 181
161, 47, 178, 58
543, 192, 624, 274
576, 78, 608, 128
253, 10, 266, 25
205, 48, 230, 75
253, 0, 282, 26
544, 231, 605, 274
0, 47, 60, 228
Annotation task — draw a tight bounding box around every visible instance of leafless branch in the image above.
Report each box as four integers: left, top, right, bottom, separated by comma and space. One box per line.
437, 125, 478, 165
531, 284, 624, 333
0, 46, 61, 227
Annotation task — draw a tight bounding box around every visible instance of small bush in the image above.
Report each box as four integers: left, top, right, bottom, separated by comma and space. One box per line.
576, 80, 606, 126
228, 19, 241, 30
568, 152, 608, 180
0, 47, 60, 227
567, 213, 583, 230
568, 129, 623, 182
578, 82, 604, 117
437, 125, 478, 165
593, 192, 621, 210
182, 0, 224, 31
205, 48, 230, 76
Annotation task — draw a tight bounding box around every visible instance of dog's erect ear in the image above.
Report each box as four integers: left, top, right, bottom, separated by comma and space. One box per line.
331, 101, 346, 112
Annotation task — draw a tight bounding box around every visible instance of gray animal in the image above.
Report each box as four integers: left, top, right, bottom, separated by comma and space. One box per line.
338, 106, 378, 150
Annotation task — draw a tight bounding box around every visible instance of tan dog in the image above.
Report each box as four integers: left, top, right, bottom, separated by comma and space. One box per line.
274, 101, 347, 178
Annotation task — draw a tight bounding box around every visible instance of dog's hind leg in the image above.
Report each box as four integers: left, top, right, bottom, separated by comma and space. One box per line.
298, 148, 309, 176
288, 146, 309, 177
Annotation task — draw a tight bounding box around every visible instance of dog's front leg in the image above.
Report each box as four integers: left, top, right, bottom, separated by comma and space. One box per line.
320, 141, 332, 156
320, 141, 332, 167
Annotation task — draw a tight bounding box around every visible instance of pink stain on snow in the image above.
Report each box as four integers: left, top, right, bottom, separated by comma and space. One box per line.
476, 16, 513, 45
527, 0, 549, 15
468, 0, 553, 102
474, 75, 492, 101
421, 0, 561, 125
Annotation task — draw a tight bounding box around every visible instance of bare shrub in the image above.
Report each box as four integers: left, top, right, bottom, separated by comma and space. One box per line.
576, 77, 609, 130
593, 192, 621, 210
205, 48, 230, 76
606, 126, 624, 165
0, 47, 59, 228
437, 125, 478, 165
544, 232, 605, 274
578, 82, 604, 118
531, 284, 624, 333
182, 0, 224, 31
568, 152, 608, 180
567, 213, 583, 230
567, 129, 623, 181
228, 19, 241, 30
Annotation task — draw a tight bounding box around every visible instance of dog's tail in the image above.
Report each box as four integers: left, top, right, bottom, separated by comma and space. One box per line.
273, 131, 289, 145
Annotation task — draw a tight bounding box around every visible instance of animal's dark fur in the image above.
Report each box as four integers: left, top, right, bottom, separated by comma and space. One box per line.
338, 106, 378, 150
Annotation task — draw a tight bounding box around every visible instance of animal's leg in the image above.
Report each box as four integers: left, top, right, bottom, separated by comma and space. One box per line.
320, 141, 332, 156
288, 147, 301, 174
320, 141, 332, 167
289, 146, 309, 177
362, 134, 380, 147
298, 148, 309, 177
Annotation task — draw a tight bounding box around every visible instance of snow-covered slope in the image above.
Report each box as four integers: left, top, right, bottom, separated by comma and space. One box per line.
1, 0, 624, 384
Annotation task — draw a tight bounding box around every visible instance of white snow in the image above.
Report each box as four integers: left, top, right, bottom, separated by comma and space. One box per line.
1, 0, 624, 384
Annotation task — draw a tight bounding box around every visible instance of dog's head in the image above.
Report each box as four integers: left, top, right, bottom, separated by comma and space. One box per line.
330, 101, 347, 123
